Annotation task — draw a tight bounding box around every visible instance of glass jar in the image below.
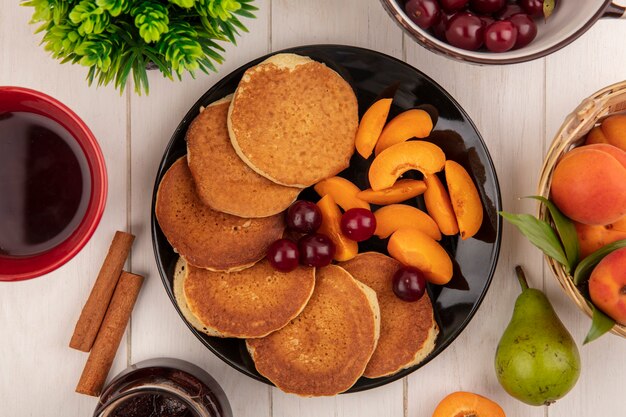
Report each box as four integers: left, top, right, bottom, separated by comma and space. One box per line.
93, 358, 232, 417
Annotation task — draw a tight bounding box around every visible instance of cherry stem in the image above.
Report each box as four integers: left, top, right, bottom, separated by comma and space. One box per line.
515, 265, 530, 291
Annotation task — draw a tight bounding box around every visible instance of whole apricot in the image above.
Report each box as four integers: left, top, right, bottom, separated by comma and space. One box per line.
574, 222, 626, 258
550, 148, 626, 225
589, 247, 626, 325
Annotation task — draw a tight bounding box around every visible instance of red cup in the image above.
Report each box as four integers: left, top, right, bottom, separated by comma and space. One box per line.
0, 87, 107, 281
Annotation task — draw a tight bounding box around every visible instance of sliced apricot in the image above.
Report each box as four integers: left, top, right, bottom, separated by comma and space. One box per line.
432, 391, 505, 417
368, 141, 446, 191
357, 179, 426, 205
387, 228, 452, 285
424, 174, 459, 236
374, 205, 441, 240
445, 161, 483, 240
317, 194, 358, 261
585, 126, 608, 145
374, 109, 433, 155
355, 98, 392, 158
314, 176, 370, 211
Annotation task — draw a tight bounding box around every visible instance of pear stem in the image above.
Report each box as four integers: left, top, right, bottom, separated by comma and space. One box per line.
515, 266, 530, 291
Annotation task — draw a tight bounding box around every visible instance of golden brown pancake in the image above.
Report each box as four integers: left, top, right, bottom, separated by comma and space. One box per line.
173, 257, 315, 338
340, 252, 438, 378
186, 96, 301, 218
228, 53, 359, 188
246, 265, 380, 396
155, 157, 284, 271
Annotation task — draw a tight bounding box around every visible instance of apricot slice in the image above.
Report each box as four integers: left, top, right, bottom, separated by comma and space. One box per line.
317, 194, 358, 262
374, 109, 433, 155
585, 126, 608, 145
355, 98, 392, 158
432, 391, 505, 417
314, 176, 370, 211
387, 228, 452, 285
445, 161, 483, 240
424, 174, 459, 236
374, 205, 441, 240
368, 141, 446, 191
357, 179, 426, 205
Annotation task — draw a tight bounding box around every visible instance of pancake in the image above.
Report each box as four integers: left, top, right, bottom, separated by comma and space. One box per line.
246, 265, 380, 396
186, 96, 301, 218
228, 53, 359, 188
340, 252, 438, 378
155, 157, 284, 271
173, 257, 315, 338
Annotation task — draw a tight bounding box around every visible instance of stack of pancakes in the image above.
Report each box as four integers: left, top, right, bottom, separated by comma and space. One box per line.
155, 53, 438, 396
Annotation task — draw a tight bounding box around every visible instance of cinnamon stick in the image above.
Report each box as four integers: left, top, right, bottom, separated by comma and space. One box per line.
76, 271, 144, 397
70, 231, 135, 352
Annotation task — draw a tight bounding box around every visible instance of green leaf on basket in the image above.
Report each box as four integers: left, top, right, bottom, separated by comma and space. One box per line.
527, 196, 579, 271
544, 0, 555, 20
500, 211, 570, 270
584, 304, 615, 344
573, 239, 626, 285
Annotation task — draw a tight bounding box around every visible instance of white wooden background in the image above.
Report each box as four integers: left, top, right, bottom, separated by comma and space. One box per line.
1, 1, 625, 416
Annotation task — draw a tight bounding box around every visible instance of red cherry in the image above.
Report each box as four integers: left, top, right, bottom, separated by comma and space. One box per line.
405, 0, 441, 30
286, 201, 322, 234
445, 12, 485, 51
340, 208, 377, 242
392, 267, 427, 302
267, 239, 300, 272
484, 20, 518, 52
298, 233, 335, 267
509, 13, 537, 49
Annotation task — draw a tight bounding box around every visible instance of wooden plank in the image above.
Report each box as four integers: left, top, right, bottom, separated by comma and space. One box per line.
403, 36, 547, 417
544, 20, 626, 417
127, 3, 272, 417
0, 2, 129, 415
270, 1, 404, 416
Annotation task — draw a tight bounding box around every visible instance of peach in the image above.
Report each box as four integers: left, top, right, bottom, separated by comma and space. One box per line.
357, 179, 426, 205
355, 98, 392, 158
368, 141, 446, 191
374, 109, 433, 155
589, 247, 626, 325
551, 147, 626, 225
387, 228, 453, 285
585, 126, 608, 145
317, 195, 358, 261
574, 222, 626, 258
314, 176, 370, 211
424, 174, 459, 236
374, 204, 441, 240
432, 392, 505, 417
599, 114, 626, 151
445, 161, 483, 240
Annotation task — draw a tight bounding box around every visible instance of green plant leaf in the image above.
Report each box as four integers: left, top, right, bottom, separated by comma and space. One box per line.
527, 196, 579, 271
584, 304, 615, 344
544, 0, 555, 20
500, 211, 570, 269
573, 239, 626, 285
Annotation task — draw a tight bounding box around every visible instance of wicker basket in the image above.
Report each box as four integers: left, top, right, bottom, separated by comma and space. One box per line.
537, 80, 626, 338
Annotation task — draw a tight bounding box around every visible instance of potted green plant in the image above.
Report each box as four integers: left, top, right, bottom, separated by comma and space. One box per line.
23, 0, 257, 94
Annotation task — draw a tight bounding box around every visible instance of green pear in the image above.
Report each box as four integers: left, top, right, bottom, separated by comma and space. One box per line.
494, 266, 581, 406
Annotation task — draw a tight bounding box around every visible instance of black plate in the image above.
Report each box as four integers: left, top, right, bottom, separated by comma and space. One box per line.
151, 45, 502, 393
